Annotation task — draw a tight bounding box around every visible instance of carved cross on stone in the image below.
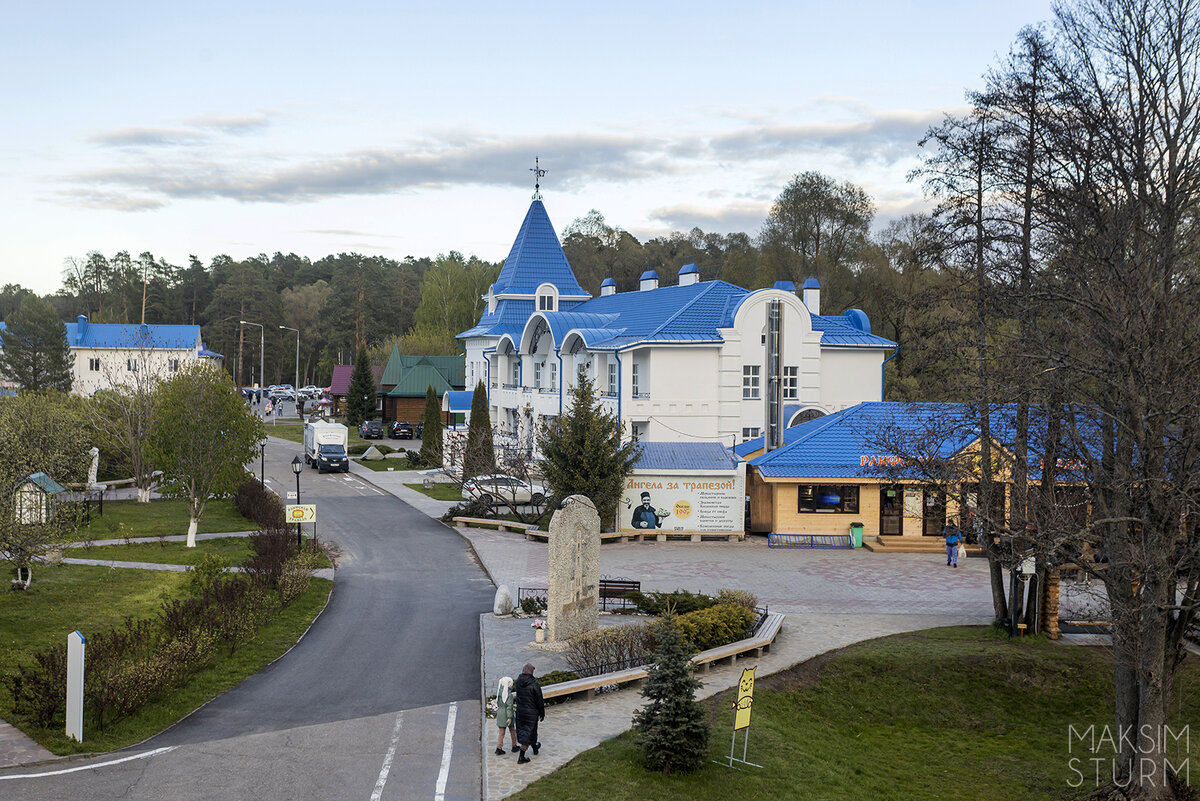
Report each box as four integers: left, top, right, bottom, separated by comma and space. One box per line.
546, 495, 600, 642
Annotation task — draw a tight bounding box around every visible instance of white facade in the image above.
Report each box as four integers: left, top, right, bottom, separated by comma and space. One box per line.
71, 344, 198, 396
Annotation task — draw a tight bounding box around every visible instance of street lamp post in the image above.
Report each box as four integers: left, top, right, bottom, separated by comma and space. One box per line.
291, 456, 303, 550
259, 440, 267, 486
239, 320, 264, 401
280, 325, 300, 416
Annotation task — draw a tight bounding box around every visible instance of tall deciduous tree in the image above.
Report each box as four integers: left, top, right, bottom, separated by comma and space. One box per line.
535, 376, 640, 530
0, 295, 72, 392
345, 346, 376, 428
149, 362, 264, 547
0, 391, 90, 588
419, 384, 443, 468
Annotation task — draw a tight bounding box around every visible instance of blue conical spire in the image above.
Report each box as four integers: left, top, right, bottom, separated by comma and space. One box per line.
493, 200, 588, 297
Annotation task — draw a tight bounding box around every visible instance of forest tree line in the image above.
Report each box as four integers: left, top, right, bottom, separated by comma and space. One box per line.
1, 169, 966, 401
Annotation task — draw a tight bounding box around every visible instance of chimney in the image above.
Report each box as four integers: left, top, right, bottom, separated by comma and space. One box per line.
600, 277, 616, 297
773, 280, 796, 292
802, 277, 820, 315
76, 315, 88, 345
639, 270, 659, 291
678, 263, 700, 286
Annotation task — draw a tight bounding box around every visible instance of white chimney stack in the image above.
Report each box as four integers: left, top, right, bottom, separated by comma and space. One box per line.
600, 277, 616, 296
802, 277, 820, 315
678, 263, 700, 286
639, 270, 659, 291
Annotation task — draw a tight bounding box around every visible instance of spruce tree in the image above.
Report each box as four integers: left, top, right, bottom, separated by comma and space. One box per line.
461, 380, 494, 480
419, 383, 443, 467
632, 614, 710, 773
0, 295, 72, 392
536, 376, 640, 530
345, 345, 375, 428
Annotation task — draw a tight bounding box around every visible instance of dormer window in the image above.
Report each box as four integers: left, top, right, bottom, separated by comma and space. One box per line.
535, 283, 558, 312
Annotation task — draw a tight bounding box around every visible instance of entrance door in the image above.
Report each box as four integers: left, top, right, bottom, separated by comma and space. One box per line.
879, 485, 903, 536
922, 490, 946, 536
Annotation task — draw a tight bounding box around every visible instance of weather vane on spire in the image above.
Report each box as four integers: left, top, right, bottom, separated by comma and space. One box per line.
530, 157, 546, 200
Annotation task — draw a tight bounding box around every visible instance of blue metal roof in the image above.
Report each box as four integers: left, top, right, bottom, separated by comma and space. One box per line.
600, 277, 616, 287
1, 318, 202, 351
639, 270, 658, 281
774, 280, 796, 291
24, 472, 66, 494
560, 280, 751, 349
493, 200, 588, 297
443, 390, 473, 412
678, 263, 699, 275
635, 441, 741, 471
810, 313, 894, 347
803, 278, 820, 289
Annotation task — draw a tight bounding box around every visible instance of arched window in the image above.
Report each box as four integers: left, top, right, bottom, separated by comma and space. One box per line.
535, 283, 558, 312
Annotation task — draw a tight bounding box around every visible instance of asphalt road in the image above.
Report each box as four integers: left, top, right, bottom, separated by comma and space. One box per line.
1, 437, 494, 801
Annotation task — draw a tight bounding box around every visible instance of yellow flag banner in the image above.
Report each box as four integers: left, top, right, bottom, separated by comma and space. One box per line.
733, 666, 755, 730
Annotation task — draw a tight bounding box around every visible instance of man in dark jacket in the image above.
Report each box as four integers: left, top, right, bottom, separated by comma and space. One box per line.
514, 663, 545, 764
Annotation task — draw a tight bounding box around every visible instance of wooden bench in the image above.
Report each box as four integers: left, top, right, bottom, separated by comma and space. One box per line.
451, 517, 535, 534
522, 529, 646, 542
541, 612, 785, 702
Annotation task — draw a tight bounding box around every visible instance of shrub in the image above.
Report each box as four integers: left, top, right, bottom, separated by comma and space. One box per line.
6, 644, 68, 728
633, 614, 709, 773
520, 595, 547, 615
564, 623, 657, 675
347, 443, 369, 456
278, 550, 321, 607
674, 603, 756, 651
440, 499, 495, 523
188, 552, 232, 597
716, 588, 759, 611
625, 589, 716, 616
244, 527, 296, 589
539, 669, 580, 686
233, 477, 285, 529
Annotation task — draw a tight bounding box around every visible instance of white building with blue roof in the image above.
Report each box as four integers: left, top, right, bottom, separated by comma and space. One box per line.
0, 315, 222, 395
458, 195, 897, 449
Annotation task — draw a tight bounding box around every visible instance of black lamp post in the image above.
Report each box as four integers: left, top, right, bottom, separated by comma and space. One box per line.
291, 456, 303, 549
259, 440, 267, 486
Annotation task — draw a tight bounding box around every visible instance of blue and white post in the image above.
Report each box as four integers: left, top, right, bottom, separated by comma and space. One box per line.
66, 630, 85, 742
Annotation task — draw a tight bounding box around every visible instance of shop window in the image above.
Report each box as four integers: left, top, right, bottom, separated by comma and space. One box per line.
797, 484, 860, 514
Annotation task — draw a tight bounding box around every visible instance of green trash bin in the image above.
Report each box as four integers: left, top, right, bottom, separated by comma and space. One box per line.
849, 522, 864, 548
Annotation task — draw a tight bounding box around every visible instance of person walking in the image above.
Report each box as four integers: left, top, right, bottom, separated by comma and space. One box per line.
494, 676, 518, 756
514, 663, 544, 764
943, 520, 962, 567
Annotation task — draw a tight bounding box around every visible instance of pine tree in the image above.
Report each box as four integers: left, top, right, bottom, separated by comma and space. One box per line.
419, 383, 443, 467
632, 614, 710, 773
536, 376, 640, 530
345, 345, 375, 428
462, 380, 494, 480
0, 295, 72, 392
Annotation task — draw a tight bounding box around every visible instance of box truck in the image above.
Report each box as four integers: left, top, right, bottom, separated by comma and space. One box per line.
304, 420, 350, 473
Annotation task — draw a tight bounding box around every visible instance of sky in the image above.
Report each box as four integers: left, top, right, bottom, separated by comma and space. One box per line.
1, 1, 1058, 295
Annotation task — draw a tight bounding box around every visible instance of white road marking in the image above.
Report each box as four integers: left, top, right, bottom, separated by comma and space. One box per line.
434, 702, 458, 801
0, 746, 176, 779
369, 711, 405, 801
342, 476, 354, 482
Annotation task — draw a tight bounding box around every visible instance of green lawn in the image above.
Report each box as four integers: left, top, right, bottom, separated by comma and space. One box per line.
0, 563, 331, 754
405, 481, 461, 501
65, 536, 256, 565
509, 627, 1200, 801
356, 457, 415, 472
62, 537, 333, 569
80, 498, 255, 541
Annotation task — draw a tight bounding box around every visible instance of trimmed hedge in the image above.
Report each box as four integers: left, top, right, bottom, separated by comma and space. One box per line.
624, 589, 716, 616
675, 603, 757, 651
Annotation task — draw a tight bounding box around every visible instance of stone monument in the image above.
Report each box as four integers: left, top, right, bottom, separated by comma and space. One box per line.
86, 447, 101, 490
547, 494, 601, 642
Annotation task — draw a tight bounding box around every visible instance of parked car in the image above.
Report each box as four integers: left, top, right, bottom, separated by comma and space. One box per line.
299, 385, 321, 399
389, 420, 414, 439
359, 420, 383, 439
461, 474, 547, 509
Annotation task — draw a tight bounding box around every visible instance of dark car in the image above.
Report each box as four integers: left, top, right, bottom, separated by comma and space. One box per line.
359, 420, 383, 439
390, 420, 414, 439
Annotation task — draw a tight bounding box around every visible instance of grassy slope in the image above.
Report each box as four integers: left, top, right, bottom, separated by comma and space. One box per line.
405, 482, 461, 501
509, 627, 1200, 801
81, 498, 255, 540
0, 564, 331, 754
63, 538, 333, 569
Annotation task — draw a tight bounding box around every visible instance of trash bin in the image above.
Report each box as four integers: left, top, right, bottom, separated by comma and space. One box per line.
849, 522, 864, 548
